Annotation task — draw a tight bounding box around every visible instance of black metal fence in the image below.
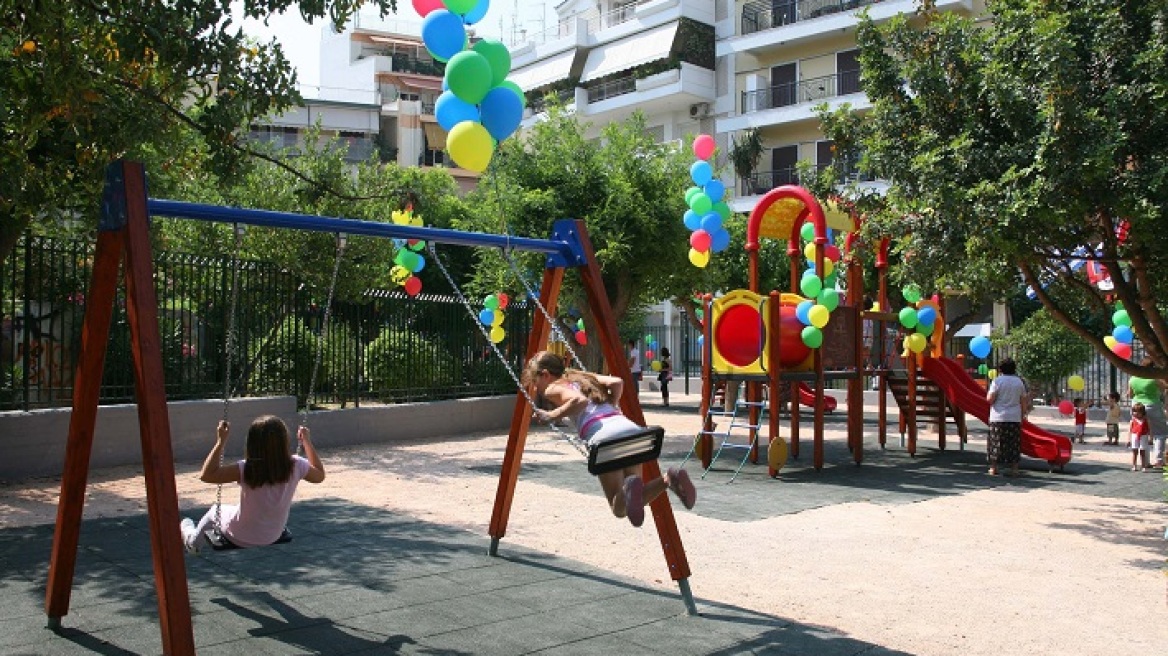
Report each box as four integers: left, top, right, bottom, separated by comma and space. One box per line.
1, 235, 535, 412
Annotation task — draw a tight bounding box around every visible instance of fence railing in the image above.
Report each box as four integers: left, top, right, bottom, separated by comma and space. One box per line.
741, 0, 885, 35
1, 235, 536, 412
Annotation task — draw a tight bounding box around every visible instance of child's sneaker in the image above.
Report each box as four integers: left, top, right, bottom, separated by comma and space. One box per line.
667, 468, 697, 510
180, 517, 199, 554
623, 476, 644, 527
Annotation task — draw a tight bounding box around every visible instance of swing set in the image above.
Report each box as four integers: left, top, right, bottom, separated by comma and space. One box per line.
44, 161, 694, 655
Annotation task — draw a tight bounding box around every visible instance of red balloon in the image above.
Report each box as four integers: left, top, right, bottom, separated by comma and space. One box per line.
404, 276, 423, 296
645, 350, 654, 360
776, 305, 813, 367
690, 229, 712, 253
497, 292, 509, 309
412, 0, 444, 17
1113, 343, 1132, 360
574, 330, 587, 345
825, 244, 841, 262
1058, 400, 1074, 415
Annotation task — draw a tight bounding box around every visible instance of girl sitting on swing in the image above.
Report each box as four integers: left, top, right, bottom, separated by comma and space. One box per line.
180, 415, 325, 553
522, 351, 696, 527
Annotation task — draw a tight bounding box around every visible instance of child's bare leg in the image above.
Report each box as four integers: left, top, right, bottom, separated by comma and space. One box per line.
597, 470, 628, 517
631, 464, 668, 505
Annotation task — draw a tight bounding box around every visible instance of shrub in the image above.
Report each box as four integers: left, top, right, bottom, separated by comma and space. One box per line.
365, 327, 462, 401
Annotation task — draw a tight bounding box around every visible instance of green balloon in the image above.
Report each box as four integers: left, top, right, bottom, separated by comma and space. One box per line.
713, 201, 731, 220
800, 222, 816, 242
444, 0, 478, 12
690, 193, 712, 215
800, 272, 822, 298
903, 284, 922, 303
917, 322, 934, 336
898, 306, 919, 329
446, 51, 493, 105
801, 325, 823, 348
472, 38, 512, 87
818, 288, 840, 311
1112, 309, 1131, 327
498, 80, 526, 108
576, 318, 585, 330
484, 294, 499, 310
685, 186, 702, 205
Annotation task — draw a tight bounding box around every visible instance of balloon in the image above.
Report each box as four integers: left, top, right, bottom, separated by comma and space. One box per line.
489, 325, 505, 343
796, 299, 815, 325
445, 51, 493, 104
917, 321, 934, 336
462, 0, 490, 25
575, 330, 587, 345
1103, 335, 1118, 349
690, 160, 713, 186
821, 259, 835, 277
1112, 324, 1133, 344
645, 334, 654, 344
800, 222, 816, 242
443, 0, 478, 12
712, 201, 731, 220
651, 360, 662, 372
683, 209, 701, 231
684, 186, 702, 205
969, 335, 991, 358
492, 311, 504, 326
483, 294, 499, 309
645, 350, 654, 360
808, 304, 830, 328
803, 242, 817, 262
421, 10, 465, 62
824, 244, 841, 262
818, 288, 840, 311
390, 265, 411, 285
903, 284, 922, 303
398, 250, 420, 272
898, 307, 918, 329
412, 0, 445, 17
699, 212, 722, 234
1112, 309, 1131, 326
479, 85, 524, 141
692, 134, 715, 160
472, 39, 511, 86
1068, 375, 1085, 391
478, 309, 495, 325
435, 90, 480, 131
688, 248, 710, 268
404, 276, 423, 296
497, 80, 526, 108
689, 192, 712, 215
689, 229, 712, 252
1113, 342, 1132, 360
447, 120, 494, 172
497, 292, 509, 309
704, 179, 725, 203
576, 318, 584, 330
411, 256, 426, 273
871, 301, 881, 311
977, 364, 988, 375
407, 239, 426, 252
697, 335, 704, 349
916, 306, 936, 326
988, 369, 997, 380
801, 325, 823, 348
905, 333, 927, 353
710, 228, 731, 253
800, 272, 822, 298
1058, 400, 1074, 415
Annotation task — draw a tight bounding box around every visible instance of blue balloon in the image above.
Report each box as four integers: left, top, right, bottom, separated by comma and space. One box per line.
479, 308, 495, 325
699, 212, 722, 234
479, 86, 524, 142
411, 256, 426, 273
917, 306, 936, 327
704, 179, 725, 203
710, 228, 731, 252
435, 90, 480, 131
683, 209, 701, 231
690, 160, 713, 186
1113, 324, 1134, 344
697, 335, 705, 349
969, 335, 991, 359
796, 300, 815, 326
463, 0, 490, 24
422, 10, 466, 62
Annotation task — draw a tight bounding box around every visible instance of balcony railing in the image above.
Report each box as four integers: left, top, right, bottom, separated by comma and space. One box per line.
528, 89, 576, 114
586, 75, 637, 103
740, 70, 861, 113
741, 0, 885, 36
742, 167, 800, 196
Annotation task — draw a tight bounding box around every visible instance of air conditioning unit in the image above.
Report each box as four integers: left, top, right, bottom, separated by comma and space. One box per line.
688, 102, 710, 119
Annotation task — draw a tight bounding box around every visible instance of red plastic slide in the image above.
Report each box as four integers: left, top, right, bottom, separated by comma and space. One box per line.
919, 357, 1073, 468
797, 382, 838, 412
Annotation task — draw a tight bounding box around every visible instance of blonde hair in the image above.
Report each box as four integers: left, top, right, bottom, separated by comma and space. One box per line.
522, 351, 614, 405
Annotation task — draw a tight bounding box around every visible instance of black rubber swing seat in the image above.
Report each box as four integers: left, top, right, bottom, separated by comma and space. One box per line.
204, 527, 293, 551
587, 426, 665, 475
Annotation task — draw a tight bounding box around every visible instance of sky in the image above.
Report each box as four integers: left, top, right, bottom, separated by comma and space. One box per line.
233, 1, 558, 88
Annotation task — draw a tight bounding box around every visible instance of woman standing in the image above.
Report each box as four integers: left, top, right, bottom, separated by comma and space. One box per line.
985, 358, 1030, 476
658, 347, 673, 407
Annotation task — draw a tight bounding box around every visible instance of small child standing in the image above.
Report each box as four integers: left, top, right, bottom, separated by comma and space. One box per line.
1072, 398, 1088, 444
1129, 403, 1151, 471
1104, 392, 1122, 445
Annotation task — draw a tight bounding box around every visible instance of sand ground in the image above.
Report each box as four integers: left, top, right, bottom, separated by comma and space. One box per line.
1, 394, 1165, 656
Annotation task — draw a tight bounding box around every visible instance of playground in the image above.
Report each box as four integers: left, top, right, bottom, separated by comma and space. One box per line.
0, 391, 1163, 655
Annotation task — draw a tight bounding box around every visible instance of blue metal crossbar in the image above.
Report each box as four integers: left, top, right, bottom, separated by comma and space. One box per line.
144, 199, 584, 265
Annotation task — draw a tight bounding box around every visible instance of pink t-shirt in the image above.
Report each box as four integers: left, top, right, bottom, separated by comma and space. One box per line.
222, 456, 310, 547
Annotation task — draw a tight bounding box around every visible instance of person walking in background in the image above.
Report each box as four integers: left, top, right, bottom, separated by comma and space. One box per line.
1072, 398, 1088, 444
626, 339, 642, 398
1128, 403, 1152, 471
658, 347, 673, 407
986, 358, 1029, 477
1104, 392, 1122, 445
1127, 357, 1167, 468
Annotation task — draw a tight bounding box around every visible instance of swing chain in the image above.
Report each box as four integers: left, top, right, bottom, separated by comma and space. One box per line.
427, 243, 589, 458
221, 224, 245, 422
502, 249, 589, 374
299, 233, 347, 446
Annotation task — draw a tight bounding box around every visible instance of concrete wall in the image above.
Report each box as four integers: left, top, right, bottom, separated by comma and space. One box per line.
0, 396, 515, 481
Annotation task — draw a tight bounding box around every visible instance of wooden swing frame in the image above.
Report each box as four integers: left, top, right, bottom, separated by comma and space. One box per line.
44, 161, 693, 655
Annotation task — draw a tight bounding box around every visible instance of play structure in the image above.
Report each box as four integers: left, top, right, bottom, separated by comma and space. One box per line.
45, 161, 694, 655
690, 185, 1074, 478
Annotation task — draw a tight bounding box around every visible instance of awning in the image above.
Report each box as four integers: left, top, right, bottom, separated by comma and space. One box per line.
423, 122, 447, 150
508, 50, 576, 92
379, 72, 444, 93
952, 323, 992, 338
579, 22, 678, 83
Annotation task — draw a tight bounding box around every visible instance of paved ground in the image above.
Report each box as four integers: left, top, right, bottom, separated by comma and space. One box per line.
0, 390, 1164, 655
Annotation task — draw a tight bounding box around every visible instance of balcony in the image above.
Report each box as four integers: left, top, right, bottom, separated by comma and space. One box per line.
741, 71, 861, 113
586, 74, 638, 103
741, 0, 885, 36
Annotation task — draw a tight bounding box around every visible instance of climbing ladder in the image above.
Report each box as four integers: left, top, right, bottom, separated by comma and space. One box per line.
684, 383, 770, 482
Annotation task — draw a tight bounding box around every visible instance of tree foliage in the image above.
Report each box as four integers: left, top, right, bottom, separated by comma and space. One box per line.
0, 0, 396, 270
818, 0, 1168, 378
1001, 309, 1094, 399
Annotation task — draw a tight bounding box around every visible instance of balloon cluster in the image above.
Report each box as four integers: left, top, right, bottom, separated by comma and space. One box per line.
417, 0, 525, 173
792, 223, 842, 349
644, 334, 662, 371
477, 292, 509, 343
1104, 302, 1134, 360
683, 135, 732, 268
895, 285, 936, 354
390, 206, 427, 296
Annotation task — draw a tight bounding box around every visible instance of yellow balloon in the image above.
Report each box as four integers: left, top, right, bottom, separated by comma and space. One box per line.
1068, 375, 1084, 391
1103, 335, 1117, 349
906, 333, 927, 353
808, 304, 830, 328
489, 325, 505, 343
447, 120, 495, 173
688, 248, 710, 268
988, 368, 998, 380
871, 301, 881, 312
390, 265, 411, 285
650, 360, 662, 371
803, 242, 817, 261
492, 311, 505, 326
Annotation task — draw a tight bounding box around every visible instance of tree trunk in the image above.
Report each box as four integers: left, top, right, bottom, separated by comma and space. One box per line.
0, 212, 30, 274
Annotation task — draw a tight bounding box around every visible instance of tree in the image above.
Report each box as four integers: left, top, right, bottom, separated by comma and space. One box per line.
0, 0, 396, 271
818, 0, 1168, 379
1001, 309, 1094, 402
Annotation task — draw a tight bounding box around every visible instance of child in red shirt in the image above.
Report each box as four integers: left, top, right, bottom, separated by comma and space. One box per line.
1072, 398, 1088, 444
1129, 403, 1151, 471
